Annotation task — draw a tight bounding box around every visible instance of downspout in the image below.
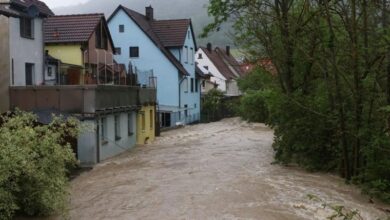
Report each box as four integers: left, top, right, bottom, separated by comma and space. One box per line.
96, 117, 100, 164
178, 72, 186, 122
41, 18, 45, 85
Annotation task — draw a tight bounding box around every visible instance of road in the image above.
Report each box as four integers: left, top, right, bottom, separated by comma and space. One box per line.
68, 118, 389, 220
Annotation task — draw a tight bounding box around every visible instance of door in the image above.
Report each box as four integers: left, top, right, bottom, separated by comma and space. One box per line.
25, 63, 34, 85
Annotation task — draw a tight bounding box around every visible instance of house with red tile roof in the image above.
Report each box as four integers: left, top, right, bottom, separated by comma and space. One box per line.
4, 10, 157, 166
108, 5, 201, 128
43, 13, 127, 85
196, 43, 244, 97
0, 0, 53, 112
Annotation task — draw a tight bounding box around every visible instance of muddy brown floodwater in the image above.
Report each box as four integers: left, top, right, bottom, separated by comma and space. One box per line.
65, 118, 389, 220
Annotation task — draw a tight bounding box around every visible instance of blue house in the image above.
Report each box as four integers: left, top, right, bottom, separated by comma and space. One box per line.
108, 5, 201, 128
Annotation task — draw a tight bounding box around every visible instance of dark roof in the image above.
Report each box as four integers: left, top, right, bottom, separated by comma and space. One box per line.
0, 0, 53, 17
11, 0, 53, 16
0, 4, 23, 17
108, 5, 190, 76
201, 47, 244, 80
151, 19, 191, 48
44, 14, 114, 48
195, 63, 210, 79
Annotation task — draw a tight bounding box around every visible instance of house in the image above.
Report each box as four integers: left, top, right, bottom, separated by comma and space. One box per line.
0, 0, 53, 113
195, 43, 244, 97
108, 5, 201, 129
7, 11, 157, 166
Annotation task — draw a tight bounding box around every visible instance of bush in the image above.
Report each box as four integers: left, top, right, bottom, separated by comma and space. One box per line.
0, 111, 79, 219
201, 89, 226, 122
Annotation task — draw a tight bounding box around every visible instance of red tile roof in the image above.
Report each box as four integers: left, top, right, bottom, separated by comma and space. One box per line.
44, 14, 105, 44
151, 19, 191, 48
201, 47, 244, 80
108, 5, 190, 76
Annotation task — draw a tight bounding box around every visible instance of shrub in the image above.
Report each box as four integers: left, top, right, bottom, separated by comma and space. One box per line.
0, 111, 79, 219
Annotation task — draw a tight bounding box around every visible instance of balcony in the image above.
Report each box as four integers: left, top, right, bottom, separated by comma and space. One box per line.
10, 85, 140, 115
139, 87, 157, 105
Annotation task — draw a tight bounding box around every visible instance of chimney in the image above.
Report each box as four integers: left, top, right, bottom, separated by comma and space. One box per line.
226, 46, 230, 56
207, 43, 212, 52
145, 5, 153, 21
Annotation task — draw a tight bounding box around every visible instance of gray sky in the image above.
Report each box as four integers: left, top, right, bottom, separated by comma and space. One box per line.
41, 0, 89, 8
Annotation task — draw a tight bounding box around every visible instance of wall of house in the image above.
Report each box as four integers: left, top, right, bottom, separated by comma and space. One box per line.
177, 26, 201, 123
46, 44, 83, 66
99, 112, 137, 161
195, 48, 227, 93
86, 28, 115, 66
136, 105, 155, 144
108, 9, 179, 107
9, 16, 44, 86
78, 120, 98, 166
226, 79, 241, 97
0, 15, 10, 112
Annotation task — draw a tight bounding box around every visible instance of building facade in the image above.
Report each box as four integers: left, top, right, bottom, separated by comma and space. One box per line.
195, 44, 244, 97
0, 0, 53, 112
108, 5, 201, 129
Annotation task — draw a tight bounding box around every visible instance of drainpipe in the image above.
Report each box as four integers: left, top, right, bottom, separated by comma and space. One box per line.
96, 117, 100, 164
178, 72, 186, 122
41, 19, 45, 85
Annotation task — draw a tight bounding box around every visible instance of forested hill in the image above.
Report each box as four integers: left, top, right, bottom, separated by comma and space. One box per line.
53, 0, 232, 47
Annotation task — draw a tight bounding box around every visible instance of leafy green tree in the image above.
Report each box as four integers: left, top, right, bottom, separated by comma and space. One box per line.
203, 0, 390, 202
0, 111, 80, 219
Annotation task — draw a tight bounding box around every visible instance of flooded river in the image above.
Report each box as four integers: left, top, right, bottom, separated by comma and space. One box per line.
64, 118, 388, 219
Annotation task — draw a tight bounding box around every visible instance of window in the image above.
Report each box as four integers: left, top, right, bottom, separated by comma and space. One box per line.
20, 17, 34, 39
115, 115, 121, 141
184, 78, 188, 93
130, 47, 139, 58
188, 30, 191, 39
95, 22, 108, 49
184, 46, 188, 63
128, 113, 133, 136
47, 66, 53, 77
150, 110, 153, 130
101, 117, 107, 143
190, 78, 194, 93
184, 105, 188, 117
141, 112, 146, 131
119, 24, 124, 33
115, 47, 121, 55
198, 53, 202, 59
195, 79, 199, 92
190, 48, 194, 64
194, 104, 197, 108
25, 63, 34, 85
204, 66, 209, 70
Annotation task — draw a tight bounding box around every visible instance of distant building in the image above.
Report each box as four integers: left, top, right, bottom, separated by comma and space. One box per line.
0, 0, 53, 112
108, 5, 201, 129
195, 44, 244, 97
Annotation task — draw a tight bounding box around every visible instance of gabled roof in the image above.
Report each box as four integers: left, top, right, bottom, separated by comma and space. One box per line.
108, 5, 190, 76
0, 0, 53, 17
44, 14, 115, 49
12, 0, 53, 16
200, 47, 244, 80
151, 19, 194, 48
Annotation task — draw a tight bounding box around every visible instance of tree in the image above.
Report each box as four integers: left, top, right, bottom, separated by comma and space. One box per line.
0, 111, 80, 219
203, 0, 390, 202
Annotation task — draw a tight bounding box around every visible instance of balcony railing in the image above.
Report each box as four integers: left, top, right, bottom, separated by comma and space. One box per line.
10, 85, 141, 115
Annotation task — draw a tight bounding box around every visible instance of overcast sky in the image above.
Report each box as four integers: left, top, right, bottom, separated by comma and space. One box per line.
41, 0, 89, 8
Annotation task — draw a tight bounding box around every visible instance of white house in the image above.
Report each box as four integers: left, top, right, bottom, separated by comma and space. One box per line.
195, 44, 244, 97
0, 0, 53, 112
